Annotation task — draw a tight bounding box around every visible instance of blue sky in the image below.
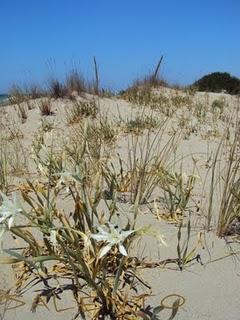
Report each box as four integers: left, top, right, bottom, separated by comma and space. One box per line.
0, 0, 239, 92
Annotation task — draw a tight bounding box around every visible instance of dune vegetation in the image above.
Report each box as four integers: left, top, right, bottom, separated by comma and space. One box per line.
0, 65, 240, 320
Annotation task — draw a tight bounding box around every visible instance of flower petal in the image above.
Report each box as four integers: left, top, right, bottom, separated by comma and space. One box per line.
8, 216, 14, 229
119, 244, 128, 256
99, 244, 112, 258
119, 229, 134, 242
91, 234, 109, 242
50, 230, 58, 247
0, 216, 6, 224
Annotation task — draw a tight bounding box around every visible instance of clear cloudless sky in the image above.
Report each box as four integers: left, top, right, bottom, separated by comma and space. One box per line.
0, 0, 239, 92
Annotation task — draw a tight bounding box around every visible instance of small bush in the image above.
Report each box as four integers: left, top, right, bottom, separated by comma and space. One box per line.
193, 72, 240, 95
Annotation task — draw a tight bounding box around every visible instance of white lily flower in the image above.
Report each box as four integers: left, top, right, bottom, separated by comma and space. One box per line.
0, 192, 22, 229
91, 223, 134, 258
49, 230, 58, 247
56, 171, 77, 192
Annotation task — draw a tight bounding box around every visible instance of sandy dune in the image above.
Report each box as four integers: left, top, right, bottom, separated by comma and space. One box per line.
0, 88, 240, 319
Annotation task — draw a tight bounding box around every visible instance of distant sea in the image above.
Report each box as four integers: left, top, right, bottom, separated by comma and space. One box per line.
0, 94, 9, 105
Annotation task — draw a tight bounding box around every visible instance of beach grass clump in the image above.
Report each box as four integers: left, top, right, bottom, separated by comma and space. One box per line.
47, 78, 67, 99
32, 140, 64, 182
126, 130, 179, 204
25, 99, 35, 110
120, 84, 170, 112
216, 126, 240, 236
124, 56, 167, 90
9, 85, 26, 105
66, 99, 98, 124
121, 84, 193, 118
65, 69, 86, 96
93, 118, 118, 144
193, 102, 207, 123
104, 125, 180, 205
6, 125, 24, 142
26, 84, 45, 99
8, 139, 28, 177
170, 91, 193, 109
120, 83, 153, 106
0, 132, 28, 187
204, 105, 240, 235
15, 103, 28, 123
38, 98, 54, 116
64, 120, 113, 168
211, 97, 227, 115
100, 88, 115, 98
124, 115, 159, 134
157, 170, 198, 219
39, 117, 55, 134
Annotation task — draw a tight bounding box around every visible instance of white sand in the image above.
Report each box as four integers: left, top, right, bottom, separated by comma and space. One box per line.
0, 89, 240, 319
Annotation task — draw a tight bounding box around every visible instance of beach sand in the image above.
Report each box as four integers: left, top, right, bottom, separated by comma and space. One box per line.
0, 88, 240, 319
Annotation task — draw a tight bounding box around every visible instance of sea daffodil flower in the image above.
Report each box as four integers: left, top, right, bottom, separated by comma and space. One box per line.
91, 223, 134, 258
49, 230, 58, 247
0, 192, 22, 229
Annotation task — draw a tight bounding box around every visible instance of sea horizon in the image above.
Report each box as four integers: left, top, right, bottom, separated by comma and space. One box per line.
0, 93, 9, 105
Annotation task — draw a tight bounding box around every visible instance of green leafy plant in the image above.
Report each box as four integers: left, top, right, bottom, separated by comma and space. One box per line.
0, 137, 176, 319
176, 216, 203, 270
158, 170, 198, 219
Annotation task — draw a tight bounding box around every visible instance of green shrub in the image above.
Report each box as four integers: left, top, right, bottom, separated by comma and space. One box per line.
193, 72, 240, 95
